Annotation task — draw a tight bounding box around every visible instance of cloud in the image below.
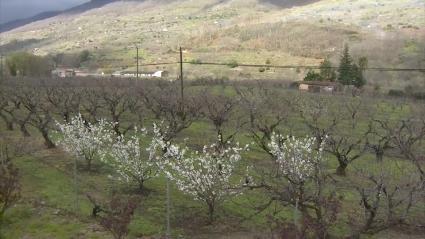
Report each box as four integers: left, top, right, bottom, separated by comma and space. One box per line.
0, 0, 88, 23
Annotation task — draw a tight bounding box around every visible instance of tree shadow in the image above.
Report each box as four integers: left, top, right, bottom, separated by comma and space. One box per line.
63, 0, 119, 15
258, 0, 320, 8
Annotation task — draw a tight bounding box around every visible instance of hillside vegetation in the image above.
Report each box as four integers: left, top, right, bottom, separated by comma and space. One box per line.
0, 0, 424, 87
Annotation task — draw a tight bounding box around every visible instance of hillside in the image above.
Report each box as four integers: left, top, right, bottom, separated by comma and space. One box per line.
0, 0, 424, 88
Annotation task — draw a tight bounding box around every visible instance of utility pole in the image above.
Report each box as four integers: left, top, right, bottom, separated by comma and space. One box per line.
136, 45, 139, 79
179, 47, 184, 101
0, 54, 3, 80
74, 157, 79, 213
166, 178, 171, 238
164, 47, 184, 239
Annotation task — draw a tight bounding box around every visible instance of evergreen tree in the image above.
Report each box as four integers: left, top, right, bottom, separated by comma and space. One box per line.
319, 58, 336, 82
338, 45, 353, 85
337, 45, 367, 88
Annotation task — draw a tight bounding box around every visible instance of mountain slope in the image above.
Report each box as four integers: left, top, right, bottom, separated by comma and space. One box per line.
0, 11, 61, 33
0, 0, 119, 33
0, 0, 423, 87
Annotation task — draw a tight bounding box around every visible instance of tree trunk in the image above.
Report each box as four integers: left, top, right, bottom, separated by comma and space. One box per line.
207, 203, 215, 224
4, 120, 14, 131
336, 161, 347, 176
0, 113, 14, 131
41, 130, 55, 149
5, 121, 13, 131
0, 211, 4, 229
86, 158, 92, 171
375, 148, 384, 162
364, 210, 377, 232
20, 123, 31, 137
138, 180, 145, 194
314, 207, 328, 239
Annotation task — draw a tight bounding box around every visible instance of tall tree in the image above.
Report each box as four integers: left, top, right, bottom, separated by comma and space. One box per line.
338, 46, 367, 88
338, 45, 353, 85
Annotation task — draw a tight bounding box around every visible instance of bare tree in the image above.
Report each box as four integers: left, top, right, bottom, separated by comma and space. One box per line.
0, 88, 14, 131
2, 87, 33, 137
385, 118, 425, 181
97, 194, 140, 239
0, 143, 21, 227
141, 81, 201, 141
81, 88, 104, 124
19, 87, 55, 148
298, 96, 339, 149
46, 87, 81, 123
350, 163, 422, 237
364, 120, 392, 162
100, 87, 133, 136
325, 98, 366, 176
202, 91, 244, 147
236, 85, 289, 155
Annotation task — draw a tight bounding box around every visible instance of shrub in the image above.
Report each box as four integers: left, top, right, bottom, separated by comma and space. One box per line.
189, 58, 202, 64
304, 70, 322, 81
319, 58, 336, 82
6, 52, 52, 77
226, 60, 239, 68
388, 89, 405, 97
412, 92, 425, 100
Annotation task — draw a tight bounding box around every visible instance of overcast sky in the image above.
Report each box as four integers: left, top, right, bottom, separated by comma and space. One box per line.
0, 0, 89, 24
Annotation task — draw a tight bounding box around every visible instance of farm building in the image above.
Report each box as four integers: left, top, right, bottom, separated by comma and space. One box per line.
52, 68, 105, 78
52, 68, 76, 78
296, 81, 340, 93
114, 70, 169, 78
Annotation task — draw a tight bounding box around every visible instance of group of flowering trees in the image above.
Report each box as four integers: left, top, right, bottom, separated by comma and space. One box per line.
56, 116, 249, 223
56, 111, 335, 232
56, 111, 334, 228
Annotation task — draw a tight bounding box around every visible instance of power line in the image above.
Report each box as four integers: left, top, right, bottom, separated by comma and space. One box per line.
138, 61, 425, 72
139, 62, 179, 66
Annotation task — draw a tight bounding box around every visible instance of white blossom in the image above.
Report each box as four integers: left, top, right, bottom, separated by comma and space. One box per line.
268, 133, 324, 183
149, 123, 248, 203
170, 144, 245, 202
101, 127, 158, 189
56, 114, 114, 169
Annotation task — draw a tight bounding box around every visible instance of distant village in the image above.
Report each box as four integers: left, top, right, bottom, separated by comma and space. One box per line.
52, 68, 169, 79
51, 67, 345, 93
